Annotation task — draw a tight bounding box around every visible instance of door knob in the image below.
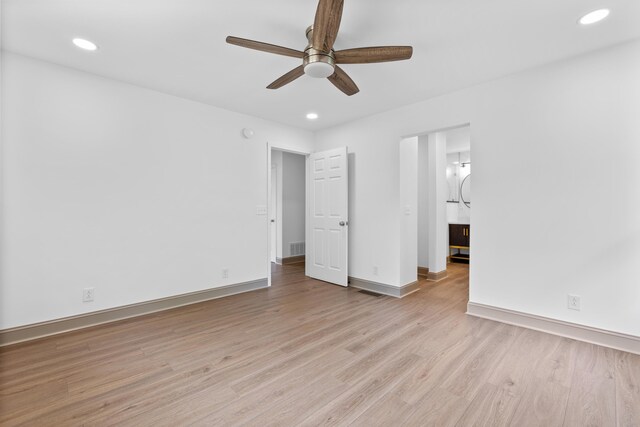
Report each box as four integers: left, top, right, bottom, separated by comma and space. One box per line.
270, 219, 275, 223
339, 221, 346, 226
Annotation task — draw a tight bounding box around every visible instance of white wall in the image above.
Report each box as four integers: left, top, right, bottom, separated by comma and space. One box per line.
315, 39, 640, 337
281, 152, 306, 258
0, 52, 313, 329
0, 17, 4, 322
399, 137, 418, 285
3, 39, 640, 339
427, 132, 449, 274
417, 137, 429, 268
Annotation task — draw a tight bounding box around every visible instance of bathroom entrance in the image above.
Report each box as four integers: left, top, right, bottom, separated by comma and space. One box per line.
398, 124, 471, 288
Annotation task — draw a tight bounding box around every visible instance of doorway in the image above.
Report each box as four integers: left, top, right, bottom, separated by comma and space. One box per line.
268, 146, 350, 289
399, 125, 471, 288
444, 128, 471, 264
270, 149, 307, 266
417, 125, 471, 280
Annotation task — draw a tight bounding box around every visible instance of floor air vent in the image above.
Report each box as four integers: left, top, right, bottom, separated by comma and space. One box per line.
358, 290, 384, 297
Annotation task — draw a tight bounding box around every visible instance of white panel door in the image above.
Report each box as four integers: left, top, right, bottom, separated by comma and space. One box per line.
306, 147, 348, 286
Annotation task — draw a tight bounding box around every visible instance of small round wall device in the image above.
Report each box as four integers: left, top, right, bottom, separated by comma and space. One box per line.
242, 128, 255, 139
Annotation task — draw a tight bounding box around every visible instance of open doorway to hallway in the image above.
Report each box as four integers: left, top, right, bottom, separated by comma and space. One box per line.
268, 145, 349, 288
271, 149, 307, 267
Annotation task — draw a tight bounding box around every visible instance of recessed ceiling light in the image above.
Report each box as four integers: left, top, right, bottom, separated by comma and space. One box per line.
306, 113, 319, 120
72, 38, 98, 51
579, 9, 610, 25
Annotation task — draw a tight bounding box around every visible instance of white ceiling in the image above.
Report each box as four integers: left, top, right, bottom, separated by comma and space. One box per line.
3, 0, 640, 131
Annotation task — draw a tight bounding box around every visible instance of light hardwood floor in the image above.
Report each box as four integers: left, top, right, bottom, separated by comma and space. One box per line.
1, 262, 639, 426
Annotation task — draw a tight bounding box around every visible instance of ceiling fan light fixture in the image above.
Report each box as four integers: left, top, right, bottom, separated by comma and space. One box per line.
304, 61, 335, 78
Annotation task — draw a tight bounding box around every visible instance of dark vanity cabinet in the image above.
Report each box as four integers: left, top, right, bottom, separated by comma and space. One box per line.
449, 223, 470, 262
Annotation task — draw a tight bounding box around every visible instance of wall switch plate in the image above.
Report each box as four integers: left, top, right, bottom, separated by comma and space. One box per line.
256, 205, 267, 215
373, 266, 379, 276
222, 269, 229, 279
568, 294, 581, 311
83, 287, 95, 302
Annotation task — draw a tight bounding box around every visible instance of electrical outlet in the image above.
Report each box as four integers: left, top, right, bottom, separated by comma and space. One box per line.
568, 294, 581, 311
83, 287, 95, 302
222, 268, 229, 279
373, 266, 379, 276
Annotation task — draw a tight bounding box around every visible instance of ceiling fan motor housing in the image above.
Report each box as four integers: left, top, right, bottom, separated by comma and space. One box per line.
303, 25, 335, 78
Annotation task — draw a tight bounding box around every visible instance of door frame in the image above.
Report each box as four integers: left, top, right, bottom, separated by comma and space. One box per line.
266, 143, 311, 286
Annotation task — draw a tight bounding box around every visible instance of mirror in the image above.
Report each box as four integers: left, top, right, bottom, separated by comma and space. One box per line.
460, 174, 471, 207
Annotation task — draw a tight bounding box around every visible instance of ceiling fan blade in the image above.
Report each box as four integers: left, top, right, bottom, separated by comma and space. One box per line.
312, 0, 344, 52
327, 65, 359, 96
335, 46, 413, 64
267, 66, 306, 89
226, 36, 303, 59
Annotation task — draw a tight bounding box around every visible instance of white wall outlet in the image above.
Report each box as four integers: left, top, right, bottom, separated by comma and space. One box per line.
568, 294, 581, 311
373, 266, 379, 276
256, 205, 267, 215
222, 268, 229, 279
83, 287, 95, 302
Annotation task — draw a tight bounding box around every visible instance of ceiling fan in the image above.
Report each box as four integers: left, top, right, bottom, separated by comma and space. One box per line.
226, 0, 413, 96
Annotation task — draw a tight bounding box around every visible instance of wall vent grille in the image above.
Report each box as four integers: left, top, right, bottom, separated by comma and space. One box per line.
289, 242, 305, 256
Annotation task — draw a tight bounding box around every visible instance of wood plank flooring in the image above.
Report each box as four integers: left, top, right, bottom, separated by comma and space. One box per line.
1, 262, 639, 426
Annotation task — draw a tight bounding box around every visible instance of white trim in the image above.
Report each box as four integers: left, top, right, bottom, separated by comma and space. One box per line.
1, 278, 268, 347
349, 277, 420, 298
467, 302, 640, 355
400, 122, 472, 140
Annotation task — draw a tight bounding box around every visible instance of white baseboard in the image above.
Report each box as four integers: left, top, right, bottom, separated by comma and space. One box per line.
349, 277, 420, 298
0, 278, 268, 347
467, 302, 640, 355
